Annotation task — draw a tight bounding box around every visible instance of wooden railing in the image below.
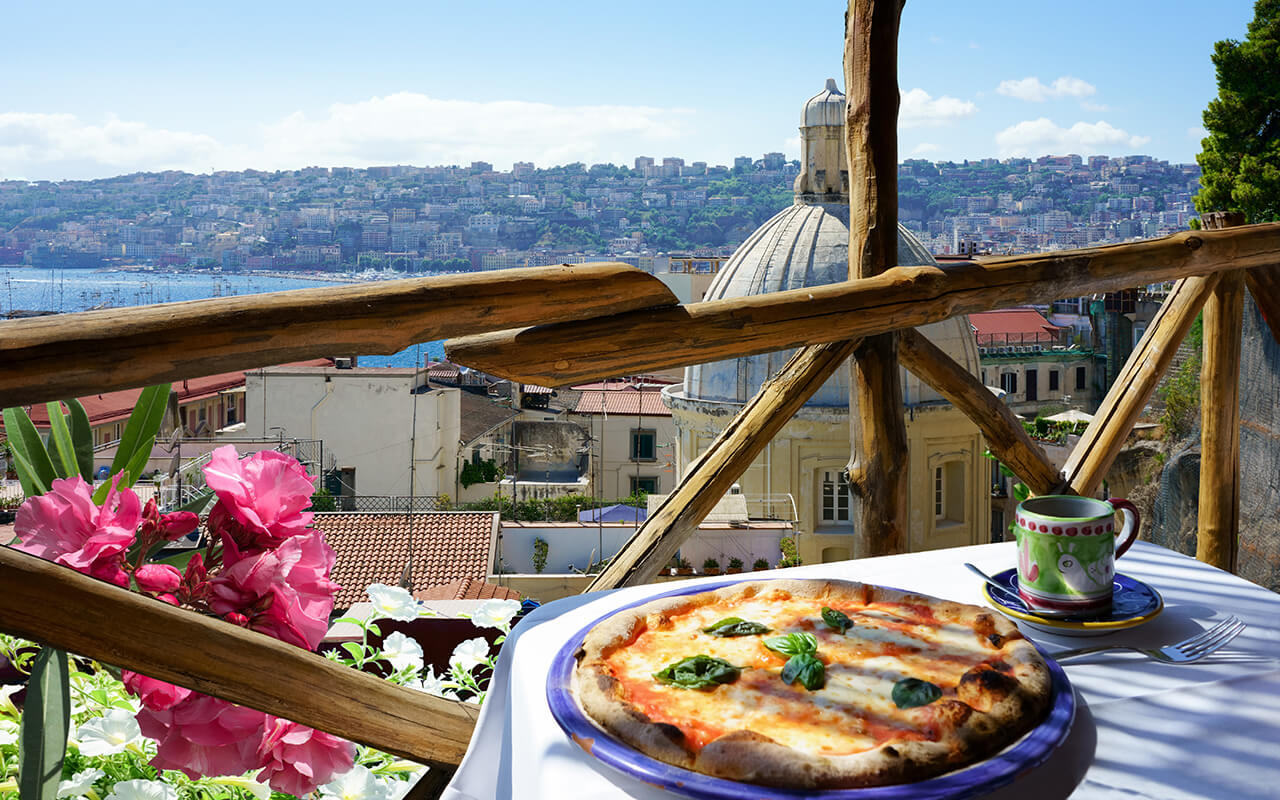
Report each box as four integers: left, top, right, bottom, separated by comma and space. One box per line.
3, 2, 1279, 797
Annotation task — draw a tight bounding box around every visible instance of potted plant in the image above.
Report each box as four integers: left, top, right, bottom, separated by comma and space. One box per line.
753, 557, 771, 571
726, 557, 744, 574
702, 557, 721, 576
778, 536, 803, 568
672, 555, 694, 576
0, 493, 21, 524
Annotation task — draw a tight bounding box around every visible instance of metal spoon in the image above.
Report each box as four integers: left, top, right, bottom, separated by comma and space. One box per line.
963, 562, 1025, 606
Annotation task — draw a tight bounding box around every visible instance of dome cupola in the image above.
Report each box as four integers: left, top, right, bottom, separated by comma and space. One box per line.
794, 78, 849, 202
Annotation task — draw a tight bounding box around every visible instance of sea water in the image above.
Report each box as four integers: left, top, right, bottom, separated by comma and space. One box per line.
0, 266, 444, 367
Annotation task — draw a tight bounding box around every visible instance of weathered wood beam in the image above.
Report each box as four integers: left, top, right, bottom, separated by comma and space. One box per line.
0, 263, 678, 409
444, 224, 1280, 386
1244, 264, 1280, 345
1197, 212, 1246, 571
587, 340, 860, 590
896, 328, 1063, 496
844, 0, 908, 556
0, 547, 478, 768
1062, 273, 1222, 497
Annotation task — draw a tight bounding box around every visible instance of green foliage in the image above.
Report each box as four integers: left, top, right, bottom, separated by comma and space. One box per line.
1159, 352, 1202, 441
701, 557, 720, 571
17, 648, 70, 800
753, 557, 770, 570
778, 536, 802, 568
459, 458, 500, 488
1195, 0, 1280, 222
532, 537, 549, 574
309, 487, 337, 512
727, 557, 744, 570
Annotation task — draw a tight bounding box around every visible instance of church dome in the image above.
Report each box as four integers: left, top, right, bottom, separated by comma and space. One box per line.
804, 78, 846, 128
681, 208, 980, 406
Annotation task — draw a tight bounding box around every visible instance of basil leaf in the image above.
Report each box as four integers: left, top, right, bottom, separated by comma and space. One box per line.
892, 677, 943, 709
821, 606, 852, 633
780, 653, 825, 691
764, 632, 817, 657
703, 617, 770, 637
654, 655, 741, 690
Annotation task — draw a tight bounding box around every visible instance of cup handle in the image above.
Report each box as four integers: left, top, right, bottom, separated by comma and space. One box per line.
1111, 498, 1140, 558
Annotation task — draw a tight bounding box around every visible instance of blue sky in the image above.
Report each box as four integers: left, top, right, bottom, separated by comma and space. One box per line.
0, 1, 1258, 180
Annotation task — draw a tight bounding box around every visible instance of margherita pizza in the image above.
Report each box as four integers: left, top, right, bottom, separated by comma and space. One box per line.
572, 579, 1051, 789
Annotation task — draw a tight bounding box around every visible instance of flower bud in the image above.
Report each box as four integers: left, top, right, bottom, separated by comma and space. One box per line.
159, 511, 199, 540
135, 563, 182, 594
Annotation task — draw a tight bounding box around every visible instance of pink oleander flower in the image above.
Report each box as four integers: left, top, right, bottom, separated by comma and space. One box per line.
203, 446, 316, 551
138, 499, 201, 545
136, 693, 265, 780
134, 564, 182, 595
207, 530, 339, 651
12, 475, 139, 588
256, 717, 354, 796
122, 672, 193, 712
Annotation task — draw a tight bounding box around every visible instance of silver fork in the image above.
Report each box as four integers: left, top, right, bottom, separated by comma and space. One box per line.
1050, 616, 1245, 663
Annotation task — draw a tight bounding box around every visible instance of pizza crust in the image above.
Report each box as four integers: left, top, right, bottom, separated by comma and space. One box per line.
572, 579, 1052, 789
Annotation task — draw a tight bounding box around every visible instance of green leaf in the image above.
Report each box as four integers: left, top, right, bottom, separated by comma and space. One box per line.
821, 606, 852, 634
892, 677, 943, 709
93, 435, 156, 503
2, 406, 56, 496
151, 549, 200, 570
1013, 483, 1031, 503
108, 383, 170, 479
44, 403, 79, 480
340, 642, 366, 662
702, 617, 770, 637
763, 632, 817, 658
67, 399, 94, 480
172, 489, 215, 516
780, 653, 825, 691
17, 647, 70, 800
653, 655, 741, 690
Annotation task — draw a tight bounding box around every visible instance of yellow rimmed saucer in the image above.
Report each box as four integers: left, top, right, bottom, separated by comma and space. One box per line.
981, 568, 1164, 637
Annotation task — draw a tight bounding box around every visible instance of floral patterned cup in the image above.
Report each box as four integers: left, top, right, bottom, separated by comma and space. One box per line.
1014, 495, 1139, 617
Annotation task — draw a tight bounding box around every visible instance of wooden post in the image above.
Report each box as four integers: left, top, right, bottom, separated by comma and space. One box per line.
444, 224, 1280, 388
1244, 261, 1280, 346
845, 0, 908, 556
587, 340, 859, 590
1063, 273, 1221, 496
896, 329, 1064, 496
0, 547, 478, 769
1198, 212, 1246, 570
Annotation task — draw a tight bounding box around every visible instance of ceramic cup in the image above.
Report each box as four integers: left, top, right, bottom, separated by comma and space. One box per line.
1014, 495, 1139, 617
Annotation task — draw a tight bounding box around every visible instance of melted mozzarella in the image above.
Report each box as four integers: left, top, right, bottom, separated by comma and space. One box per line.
605, 595, 996, 756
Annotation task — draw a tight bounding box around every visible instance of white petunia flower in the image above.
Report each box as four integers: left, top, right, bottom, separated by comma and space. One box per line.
320, 764, 390, 800
105, 779, 178, 800
449, 637, 491, 672
407, 667, 456, 698
380, 631, 424, 673
366, 584, 422, 621
0, 684, 22, 716
381, 775, 418, 800
76, 708, 143, 756
468, 599, 522, 630
0, 719, 18, 747
58, 768, 105, 799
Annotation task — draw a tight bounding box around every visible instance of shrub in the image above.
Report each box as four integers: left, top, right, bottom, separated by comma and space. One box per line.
309, 487, 336, 511
753, 557, 770, 570
778, 536, 802, 568
702, 557, 720, 570
532, 537, 549, 574
728, 557, 744, 570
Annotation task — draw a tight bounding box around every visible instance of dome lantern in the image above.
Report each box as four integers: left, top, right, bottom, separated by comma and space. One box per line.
794, 78, 849, 202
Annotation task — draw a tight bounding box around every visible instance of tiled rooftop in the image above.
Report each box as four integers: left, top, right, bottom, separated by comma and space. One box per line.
969, 308, 1066, 344
414, 577, 521, 601
314, 511, 500, 609
571, 386, 671, 417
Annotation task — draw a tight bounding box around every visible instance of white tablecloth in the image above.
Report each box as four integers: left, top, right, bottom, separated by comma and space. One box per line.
442, 541, 1280, 799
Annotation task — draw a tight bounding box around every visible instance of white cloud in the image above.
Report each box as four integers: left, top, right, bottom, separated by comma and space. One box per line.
996, 76, 1097, 102
899, 88, 977, 128
995, 118, 1151, 157
0, 112, 224, 179
1080, 101, 1110, 112
911, 143, 941, 155
0, 93, 694, 180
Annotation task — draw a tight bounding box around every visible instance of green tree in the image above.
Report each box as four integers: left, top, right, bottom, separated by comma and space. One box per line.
1195, 0, 1280, 222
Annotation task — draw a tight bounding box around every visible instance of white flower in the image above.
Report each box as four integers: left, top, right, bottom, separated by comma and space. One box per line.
380, 631, 424, 673
0, 719, 18, 747
320, 764, 390, 800
366, 584, 422, 621
105, 779, 177, 800
449, 637, 491, 672
407, 667, 456, 699
381, 775, 419, 800
0, 683, 22, 716
468, 599, 522, 630
75, 708, 143, 756
58, 769, 105, 799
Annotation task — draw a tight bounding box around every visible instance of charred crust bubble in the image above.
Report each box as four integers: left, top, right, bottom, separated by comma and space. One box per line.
882, 746, 899, 758
655, 722, 685, 744
986, 633, 1004, 649
958, 664, 1018, 705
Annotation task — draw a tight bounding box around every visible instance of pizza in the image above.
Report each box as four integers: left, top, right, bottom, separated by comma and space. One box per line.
572, 578, 1052, 789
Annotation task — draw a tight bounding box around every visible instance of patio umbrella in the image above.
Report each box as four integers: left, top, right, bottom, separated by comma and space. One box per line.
1044, 409, 1094, 424
578, 504, 648, 524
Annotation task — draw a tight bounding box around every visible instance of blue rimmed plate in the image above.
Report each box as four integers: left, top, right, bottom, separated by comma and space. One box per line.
981, 568, 1163, 637
546, 579, 1075, 800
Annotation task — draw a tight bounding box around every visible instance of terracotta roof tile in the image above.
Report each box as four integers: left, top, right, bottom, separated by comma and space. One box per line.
969, 308, 1066, 345
414, 578, 521, 601
571, 387, 671, 417
314, 511, 499, 609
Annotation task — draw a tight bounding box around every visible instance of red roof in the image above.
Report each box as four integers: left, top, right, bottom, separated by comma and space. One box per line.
16, 359, 332, 429
969, 309, 1066, 345
572, 386, 671, 416
313, 511, 499, 609
414, 577, 521, 602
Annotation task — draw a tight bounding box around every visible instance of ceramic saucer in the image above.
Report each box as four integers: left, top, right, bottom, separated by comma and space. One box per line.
982, 568, 1163, 637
